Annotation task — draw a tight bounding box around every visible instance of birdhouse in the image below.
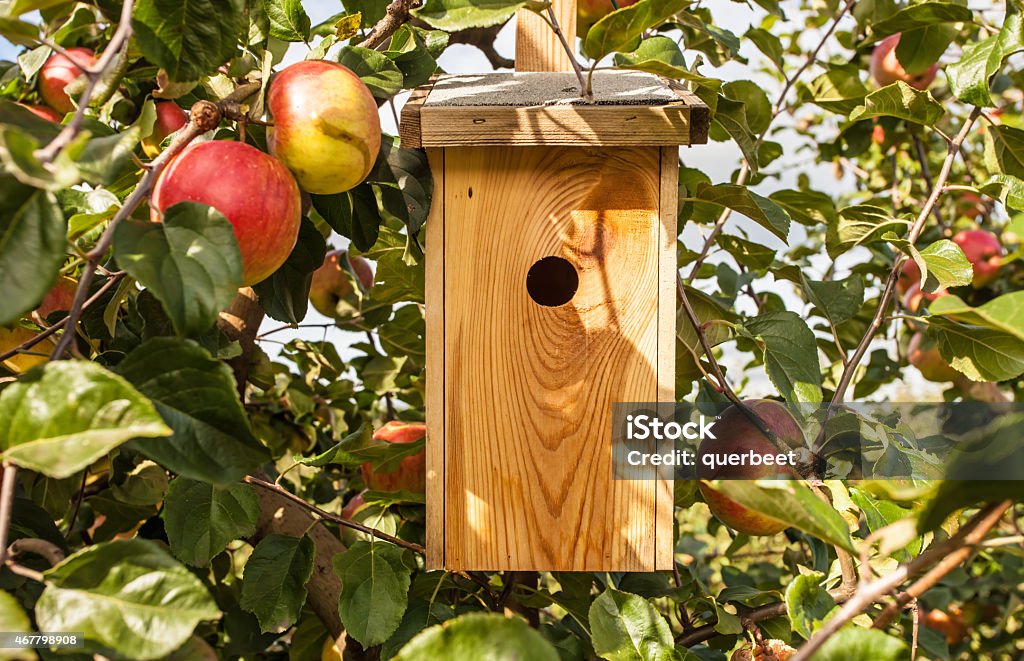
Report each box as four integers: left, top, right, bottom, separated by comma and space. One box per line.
399, 6, 708, 572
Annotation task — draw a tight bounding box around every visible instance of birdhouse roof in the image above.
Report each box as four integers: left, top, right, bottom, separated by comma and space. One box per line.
400, 71, 709, 148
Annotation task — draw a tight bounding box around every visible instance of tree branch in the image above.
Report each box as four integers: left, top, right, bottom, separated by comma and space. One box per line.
791, 501, 1012, 660
0, 463, 18, 565
358, 0, 421, 49
829, 107, 981, 404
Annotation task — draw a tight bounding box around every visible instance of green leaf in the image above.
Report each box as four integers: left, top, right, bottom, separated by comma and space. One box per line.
117, 338, 270, 485
265, 0, 310, 41
613, 36, 723, 89
801, 275, 864, 326
785, 573, 836, 639
740, 311, 822, 403
0, 361, 170, 479
745, 27, 784, 72
240, 534, 315, 633
929, 292, 1024, 341
4, 0, 71, 16
393, 612, 559, 661
867, 1, 973, 40
312, 184, 381, 252
827, 205, 908, 259
947, 36, 1000, 106
334, 541, 412, 646
980, 174, 1024, 212
692, 183, 790, 241
589, 588, 677, 661
133, 0, 245, 82
699, 92, 760, 174
0, 17, 39, 46
0, 590, 35, 661
253, 218, 327, 324
710, 481, 855, 551
113, 201, 243, 336
0, 175, 66, 326
930, 318, 1024, 381
384, 25, 446, 89
163, 478, 260, 567
354, 225, 424, 304
36, 539, 220, 660
918, 239, 973, 291
676, 286, 733, 381
412, 0, 527, 31
801, 65, 869, 115
894, 24, 957, 76
584, 0, 689, 61
849, 82, 944, 125
718, 234, 775, 270
367, 136, 434, 237
768, 189, 837, 227
814, 627, 908, 661
337, 46, 404, 99
988, 125, 1024, 178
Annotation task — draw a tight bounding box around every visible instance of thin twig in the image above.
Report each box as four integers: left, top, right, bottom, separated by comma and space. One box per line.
544, 7, 590, 101
358, 0, 420, 49
0, 464, 18, 565
244, 475, 426, 555
829, 107, 981, 404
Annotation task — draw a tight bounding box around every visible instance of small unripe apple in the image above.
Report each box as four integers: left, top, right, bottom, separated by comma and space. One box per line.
362, 421, 426, 493
309, 250, 373, 317
39, 47, 96, 114
0, 325, 49, 373
908, 332, 959, 382
578, 0, 639, 35
17, 103, 62, 123
869, 34, 938, 89
268, 60, 381, 195
151, 140, 302, 285
36, 275, 77, 322
697, 400, 801, 536
141, 101, 187, 158
952, 228, 1002, 288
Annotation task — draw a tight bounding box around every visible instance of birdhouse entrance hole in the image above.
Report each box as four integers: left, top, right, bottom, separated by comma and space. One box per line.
526, 256, 578, 307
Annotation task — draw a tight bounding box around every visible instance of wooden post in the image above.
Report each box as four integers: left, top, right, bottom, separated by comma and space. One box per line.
515, 0, 576, 72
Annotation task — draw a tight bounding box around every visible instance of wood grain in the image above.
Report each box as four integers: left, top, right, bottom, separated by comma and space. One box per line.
424, 148, 446, 570
656, 147, 678, 570
438, 145, 667, 571
515, 0, 575, 72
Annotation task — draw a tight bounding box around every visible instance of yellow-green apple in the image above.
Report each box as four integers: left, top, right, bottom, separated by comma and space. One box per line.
141, 101, 187, 158
267, 60, 381, 195
309, 250, 374, 317
578, 0, 638, 35
908, 332, 959, 382
35, 275, 77, 321
151, 140, 302, 285
39, 47, 96, 114
953, 228, 1002, 288
870, 34, 938, 89
17, 103, 62, 122
0, 325, 49, 373
362, 421, 426, 492
697, 400, 801, 536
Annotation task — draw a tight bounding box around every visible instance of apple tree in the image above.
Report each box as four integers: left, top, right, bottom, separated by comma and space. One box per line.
0, 0, 1022, 659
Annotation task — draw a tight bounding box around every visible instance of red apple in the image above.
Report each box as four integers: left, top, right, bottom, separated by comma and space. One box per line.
869, 34, 938, 90
908, 332, 959, 382
0, 325, 49, 373
151, 140, 302, 286
895, 259, 920, 296
35, 276, 77, 321
953, 228, 1002, 288
697, 400, 801, 536
17, 103, 62, 123
871, 123, 886, 145
38, 47, 96, 114
309, 250, 374, 317
578, 0, 639, 35
923, 607, 968, 645
267, 60, 381, 195
362, 421, 426, 493
141, 101, 187, 158
341, 490, 368, 520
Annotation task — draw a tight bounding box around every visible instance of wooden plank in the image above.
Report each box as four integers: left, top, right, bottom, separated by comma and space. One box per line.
655, 147, 678, 570
515, 0, 575, 72
398, 76, 438, 149
443, 145, 662, 571
424, 148, 445, 569
416, 103, 698, 147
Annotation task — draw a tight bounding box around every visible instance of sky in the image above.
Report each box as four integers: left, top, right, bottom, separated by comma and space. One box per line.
0, 2, 946, 399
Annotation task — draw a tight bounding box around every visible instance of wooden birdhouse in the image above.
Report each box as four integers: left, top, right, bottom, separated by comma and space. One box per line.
399, 2, 709, 572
